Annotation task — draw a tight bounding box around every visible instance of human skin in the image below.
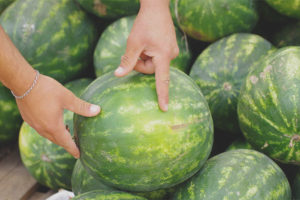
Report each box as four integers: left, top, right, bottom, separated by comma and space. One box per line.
0, 0, 178, 158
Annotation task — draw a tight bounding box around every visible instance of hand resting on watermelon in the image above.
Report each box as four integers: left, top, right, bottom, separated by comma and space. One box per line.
115, 0, 179, 112
0, 26, 100, 158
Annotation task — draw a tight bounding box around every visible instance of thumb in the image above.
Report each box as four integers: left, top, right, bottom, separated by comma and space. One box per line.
115, 38, 143, 77
64, 92, 100, 117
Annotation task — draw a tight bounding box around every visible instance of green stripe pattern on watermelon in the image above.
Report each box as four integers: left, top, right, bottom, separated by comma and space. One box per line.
265, 0, 300, 19
238, 47, 300, 164
170, 0, 258, 42
72, 190, 147, 200
19, 78, 92, 189
0, 0, 14, 13
0, 0, 98, 83
0, 83, 22, 143
75, 0, 140, 19
189, 33, 274, 135
71, 160, 174, 200
272, 22, 300, 48
173, 149, 291, 200
94, 15, 191, 77
74, 68, 213, 192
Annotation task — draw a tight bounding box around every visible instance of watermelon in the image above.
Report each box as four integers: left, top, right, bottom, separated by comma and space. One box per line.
94, 15, 191, 77
0, 0, 14, 13
189, 33, 274, 135
75, 0, 139, 19
0, 0, 98, 84
19, 78, 92, 189
238, 47, 300, 164
173, 149, 291, 200
72, 160, 174, 200
170, 0, 258, 42
74, 68, 214, 192
293, 169, 300, 199
0, 83, 22, 143
72, 190, 147, 200
272, 22, 300, 48
265, 0, 300, 19
226, 138, 253, 151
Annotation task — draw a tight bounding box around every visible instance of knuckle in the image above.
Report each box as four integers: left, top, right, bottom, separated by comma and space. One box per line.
79, 101, 90, 113
120, 54, 131, 68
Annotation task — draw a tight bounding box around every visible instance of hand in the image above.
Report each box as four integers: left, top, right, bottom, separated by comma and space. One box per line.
114, 0, 179, 112
16, 74, 100, 158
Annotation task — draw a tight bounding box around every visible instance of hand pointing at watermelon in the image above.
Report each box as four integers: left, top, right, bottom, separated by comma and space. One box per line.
114, 0, 179, 112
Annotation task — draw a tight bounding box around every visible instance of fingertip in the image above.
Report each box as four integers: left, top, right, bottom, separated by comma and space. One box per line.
114, 66, 125, 77
89, 104, 101, 116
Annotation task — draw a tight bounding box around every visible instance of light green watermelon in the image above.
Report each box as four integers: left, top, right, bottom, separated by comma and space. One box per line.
173, 149, 291, 200
265, 0, 300, 19
0, 0, 98, 83
94, 15, 191, 77
272, 22, 300, 48
0, 0, 14, 13
189, 33, 274, 135
0, 83, 22, 143
74, 68, 214, 192
238, 47, 300, 164
170, 0, 258, 42
75, 0, 139, 19
72, 190, 147, 200
19, 78, 92, 189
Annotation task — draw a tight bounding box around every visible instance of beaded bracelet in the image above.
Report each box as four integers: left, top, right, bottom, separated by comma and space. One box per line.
11, 70, 40, 99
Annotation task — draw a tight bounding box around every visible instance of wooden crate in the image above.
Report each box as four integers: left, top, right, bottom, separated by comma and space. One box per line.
0, 143, 55, 200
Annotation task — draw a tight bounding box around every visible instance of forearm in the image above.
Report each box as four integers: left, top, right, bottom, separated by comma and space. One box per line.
0, 25, 35, 95
139, 0, 170, 9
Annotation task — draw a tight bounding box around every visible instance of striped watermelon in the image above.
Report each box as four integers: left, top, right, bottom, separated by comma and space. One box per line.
74, 68, 214, 192
173, 149, 291, 200
226, 138, 253, 151
0, 83, 22, 143
265, 0, 300, 19
75, 0, 139, 19
189, 33, 274, 135
71, 160, 174, 200
0, 0, 98, 84
170, 0, 258, 42
238, 47, 300, 164
0, 0, 14, 13
94, 15, 191, 76
19, 78, 92, 189
272, 22, 300, 47
72, 190, 147, 200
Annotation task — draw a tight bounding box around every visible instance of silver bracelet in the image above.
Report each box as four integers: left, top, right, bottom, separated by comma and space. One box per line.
11, 70, 40, 99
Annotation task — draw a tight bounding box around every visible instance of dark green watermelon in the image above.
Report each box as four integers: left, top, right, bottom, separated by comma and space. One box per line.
265, 0, 300, 19
170, 0, 258, 42
293, 169, 300, 199
189, 33, 274, 135
272, 22, 300, 48
94, 15, 191, 76
74, 68, 213, 192
226, 138, 253, 151
0, 0, 98, 83
0, 83, 22, 143
72, 190, 147, 200
75, 0, 139, 19
19, 78, 92, 189
0, 0, 14, 13
174, 149, 291, 200
238, 47, 300, 164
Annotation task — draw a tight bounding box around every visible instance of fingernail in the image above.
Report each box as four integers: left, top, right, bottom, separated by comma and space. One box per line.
162, 104, 168, 112
115, 66, 124, 75
90, 104, 100, 114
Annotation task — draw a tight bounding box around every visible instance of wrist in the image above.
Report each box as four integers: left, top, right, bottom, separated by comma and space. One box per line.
140, 0, 170, 10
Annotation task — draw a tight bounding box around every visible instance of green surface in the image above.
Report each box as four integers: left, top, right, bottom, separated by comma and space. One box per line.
265, 0, 300, 19
226, 138, 253, 151
72, 190, 147, 200
0, 0, 14, 13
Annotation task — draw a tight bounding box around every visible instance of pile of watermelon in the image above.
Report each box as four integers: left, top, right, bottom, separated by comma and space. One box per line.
1, 0, 300, 199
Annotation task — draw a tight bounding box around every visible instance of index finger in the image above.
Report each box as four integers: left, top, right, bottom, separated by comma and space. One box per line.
153, 56, 171, 112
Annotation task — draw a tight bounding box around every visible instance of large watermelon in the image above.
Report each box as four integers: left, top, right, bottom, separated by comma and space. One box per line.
19, 78, 92, 189
170, 0, 258, 42
71, 160, 174, 200
75, 0, 139, 19
238, 47, 300, 164
94, 15, 191, 76
72, 190, 147, 200
189, 33, 274, 135
0, 0, 98, 83
0, 83, 22, 143
74, 68, 214, 192
272, 22, 300, 48
173, 149, 291, 200
265, 0, 300, 19
0, 0, 14, 13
